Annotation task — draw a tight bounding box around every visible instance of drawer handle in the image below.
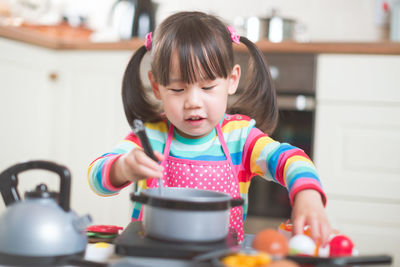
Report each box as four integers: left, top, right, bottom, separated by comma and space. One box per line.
49, 72, 58, 82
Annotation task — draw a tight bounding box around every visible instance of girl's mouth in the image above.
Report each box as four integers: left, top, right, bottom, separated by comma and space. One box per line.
186, 116, 205, 125
187, 117, 202, 121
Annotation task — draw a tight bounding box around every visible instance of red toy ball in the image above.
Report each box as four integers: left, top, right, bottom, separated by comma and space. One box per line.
329, 235, 354, 257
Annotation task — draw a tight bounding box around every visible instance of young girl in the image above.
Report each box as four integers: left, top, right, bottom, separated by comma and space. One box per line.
88, 11, 331, 245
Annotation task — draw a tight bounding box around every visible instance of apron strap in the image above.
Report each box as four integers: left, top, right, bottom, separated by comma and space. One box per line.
163, 123, 174, 158
216, 124, 235, 170
162, 122, 235, 172
148, 123, 174, 188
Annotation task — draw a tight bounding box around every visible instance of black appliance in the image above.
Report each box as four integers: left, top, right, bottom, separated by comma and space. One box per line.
110, 0, 157, 39
114, 221, 238, 259
235, 53, 317, 219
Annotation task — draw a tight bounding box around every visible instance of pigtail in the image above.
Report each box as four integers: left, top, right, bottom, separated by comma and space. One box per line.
229, 37, 278, 134
122, 45, 161, 127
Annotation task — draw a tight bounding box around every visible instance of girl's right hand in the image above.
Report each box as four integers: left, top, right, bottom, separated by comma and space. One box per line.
110, 148, 164, 187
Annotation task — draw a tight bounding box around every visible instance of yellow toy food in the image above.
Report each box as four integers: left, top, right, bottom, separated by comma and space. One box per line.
268, 259, 299, 267
221, 252, 271, 267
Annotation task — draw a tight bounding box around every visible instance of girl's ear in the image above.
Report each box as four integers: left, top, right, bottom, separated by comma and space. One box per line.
148, 71, 161, 100
228, 64, 241, 95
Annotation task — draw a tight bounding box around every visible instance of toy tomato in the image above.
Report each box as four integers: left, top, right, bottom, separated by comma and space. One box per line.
329, 235, 354, 257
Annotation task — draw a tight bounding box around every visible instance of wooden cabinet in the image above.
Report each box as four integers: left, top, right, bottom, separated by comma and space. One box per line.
314, 54, 400, 261
0, 38, 134, 227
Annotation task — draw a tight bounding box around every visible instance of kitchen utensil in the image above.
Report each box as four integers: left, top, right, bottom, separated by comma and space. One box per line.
114, 221, 238, 259
132, 119, 157, 162
0, 160, 91, 262
265, 12, 296, 43
9, 0, 64, 25
391, 1, 400, 41
210, 252, 392, 267
130, 187, 244, 242
286, 254, 392, 266
237, 11, 296, 42
132, 119, 164, 194
109, 0, 157, 39
206, 245, 392, 267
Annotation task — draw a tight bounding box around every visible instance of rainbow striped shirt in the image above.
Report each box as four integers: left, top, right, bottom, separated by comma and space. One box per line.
87, 114, 325, 222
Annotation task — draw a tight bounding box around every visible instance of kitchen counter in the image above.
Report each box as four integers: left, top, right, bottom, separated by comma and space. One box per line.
0, 24, 144, 50
1, 24, 400, 54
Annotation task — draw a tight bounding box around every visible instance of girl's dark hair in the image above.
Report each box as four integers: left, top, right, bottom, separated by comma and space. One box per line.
122, 11, 278, 133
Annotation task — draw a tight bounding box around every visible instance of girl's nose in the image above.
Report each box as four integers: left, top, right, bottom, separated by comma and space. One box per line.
184, 88, 202, 109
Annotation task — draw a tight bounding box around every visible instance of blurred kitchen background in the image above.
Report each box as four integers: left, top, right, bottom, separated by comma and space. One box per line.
0, 0, 400, 264
0, 0, 400, 41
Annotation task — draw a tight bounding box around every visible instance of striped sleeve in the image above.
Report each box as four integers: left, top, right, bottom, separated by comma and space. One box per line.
247, 134, 326, 206
87, 120, 168, 198
87, 137, 139, 196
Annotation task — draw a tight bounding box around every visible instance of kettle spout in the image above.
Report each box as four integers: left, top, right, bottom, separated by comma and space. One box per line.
73, 214, 92, 232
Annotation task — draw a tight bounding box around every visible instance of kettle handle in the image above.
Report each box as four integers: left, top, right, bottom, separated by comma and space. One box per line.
0, 160, 71, 211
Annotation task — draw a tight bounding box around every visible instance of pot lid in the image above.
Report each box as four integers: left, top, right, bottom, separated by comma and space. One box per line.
24, 183, 57, 199
131, 187, 244, 211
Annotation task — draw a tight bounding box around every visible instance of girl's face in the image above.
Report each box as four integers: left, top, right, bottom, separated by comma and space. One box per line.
149, 55, 240, 139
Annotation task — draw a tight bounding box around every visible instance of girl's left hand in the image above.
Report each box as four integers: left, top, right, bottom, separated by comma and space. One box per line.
291, 189, 332, 246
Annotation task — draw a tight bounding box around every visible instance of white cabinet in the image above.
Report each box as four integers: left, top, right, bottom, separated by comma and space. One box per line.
314, 54, 400, 264
0, 39, 55, 167
0, 38, 135, 227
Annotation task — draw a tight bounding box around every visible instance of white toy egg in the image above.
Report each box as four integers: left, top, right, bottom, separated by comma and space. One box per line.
85, 242, 115, 262
289, 234, 316, 256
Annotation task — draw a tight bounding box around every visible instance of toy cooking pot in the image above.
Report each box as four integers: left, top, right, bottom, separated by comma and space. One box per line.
0, 160, 91, 265
131, 187, 244, 242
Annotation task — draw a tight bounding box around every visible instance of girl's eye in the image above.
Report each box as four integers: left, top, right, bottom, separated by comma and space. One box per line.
202, 85, 215, 90
170, 88, 184, 92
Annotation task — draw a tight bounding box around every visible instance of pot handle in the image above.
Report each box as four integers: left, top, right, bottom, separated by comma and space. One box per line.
0, 160, 71, 211
230, 198, 244, 207
130, 193, 149, 204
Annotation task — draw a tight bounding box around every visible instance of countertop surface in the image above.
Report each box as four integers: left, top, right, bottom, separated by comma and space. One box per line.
1, 24, 400, 54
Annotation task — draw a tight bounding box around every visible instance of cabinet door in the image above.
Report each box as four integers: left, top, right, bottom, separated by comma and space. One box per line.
315, 54, 400, 201
52, 51, 134, 226
327, 199, 400, 262
0, 39, 61, 209
0, 40, 55, 168
315, 53, 400, 263
317, 54, 400, 103
314, 104, 400, 201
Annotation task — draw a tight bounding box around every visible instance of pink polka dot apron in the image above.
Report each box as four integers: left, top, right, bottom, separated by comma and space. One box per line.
152, 123, 244, 242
